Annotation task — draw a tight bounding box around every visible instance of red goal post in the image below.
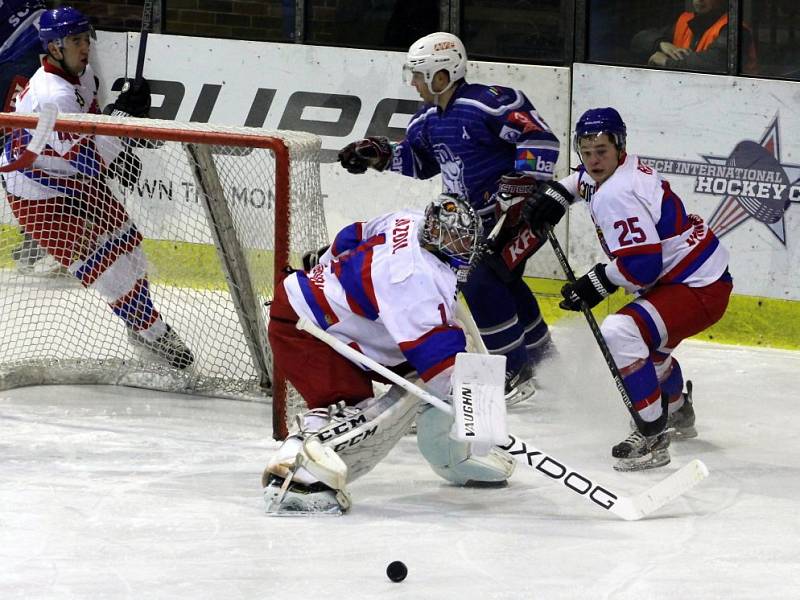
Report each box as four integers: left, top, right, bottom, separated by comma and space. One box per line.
0, 112, 320, 439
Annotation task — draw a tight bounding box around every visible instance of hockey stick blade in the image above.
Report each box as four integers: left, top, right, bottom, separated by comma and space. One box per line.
611, 458, 709, 520
0, 103, 58, 173
501, 435, 710, 520
296, 317, 709, 520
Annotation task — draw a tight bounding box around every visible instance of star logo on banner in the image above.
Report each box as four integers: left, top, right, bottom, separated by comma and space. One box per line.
704, 116, 800, 244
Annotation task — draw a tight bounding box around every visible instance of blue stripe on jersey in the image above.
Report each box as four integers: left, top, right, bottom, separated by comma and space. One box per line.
71, 144, 103, 178
625, 302, 663, 348
655, 184, 689, 239
335, 247, 379, 321
331, 222, 363, 256
400, 326, 466, 380
670, 236, 720, 283
75, 224, 140, 282
112, 279, 156, 329
296, 272, 333, 330
4, 128, 31, 162
616, 251, 663, 287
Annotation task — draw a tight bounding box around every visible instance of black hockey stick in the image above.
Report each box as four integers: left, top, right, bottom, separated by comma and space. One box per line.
295, 316, 710, 520
545, 226, 645, 429
133, 0, 155, 83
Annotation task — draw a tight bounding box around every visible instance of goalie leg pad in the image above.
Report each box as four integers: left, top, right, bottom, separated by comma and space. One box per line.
416, 405, 515, 486
317, 386, 421, 482
262, 388, 418, 515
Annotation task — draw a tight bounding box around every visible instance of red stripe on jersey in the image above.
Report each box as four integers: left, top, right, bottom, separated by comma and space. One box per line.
660, 229, 715, 284
398, 325, 460, 352
418, 354, 456, 382
79, 228, 143, 286
618, 305, 655, 347
633, 388, 661, 412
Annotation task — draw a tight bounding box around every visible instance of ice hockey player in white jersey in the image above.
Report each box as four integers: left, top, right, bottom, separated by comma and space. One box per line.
523, 107, 732, 471
0, 7, 193, 370
263, 194, 516, 514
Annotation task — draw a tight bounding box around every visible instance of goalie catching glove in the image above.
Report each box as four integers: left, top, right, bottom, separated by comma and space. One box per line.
338, 136, 392, 174
522, 180, 573, 234
559, 263, 618, 311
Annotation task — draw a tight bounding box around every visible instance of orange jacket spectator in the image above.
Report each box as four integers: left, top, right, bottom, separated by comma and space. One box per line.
631, 0, 758, 73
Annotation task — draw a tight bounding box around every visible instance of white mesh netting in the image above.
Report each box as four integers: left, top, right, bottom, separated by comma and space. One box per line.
0, 113, 323, 435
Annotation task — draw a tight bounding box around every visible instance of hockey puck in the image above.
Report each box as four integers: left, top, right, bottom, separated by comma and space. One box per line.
386, 560, 407, 582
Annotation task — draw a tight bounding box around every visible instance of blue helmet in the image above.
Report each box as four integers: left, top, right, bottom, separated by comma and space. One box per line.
574, 107, 627, 152
39, 7, 95, 51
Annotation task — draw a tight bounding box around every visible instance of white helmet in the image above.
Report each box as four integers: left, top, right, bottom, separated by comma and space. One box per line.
403, 32, 467, 96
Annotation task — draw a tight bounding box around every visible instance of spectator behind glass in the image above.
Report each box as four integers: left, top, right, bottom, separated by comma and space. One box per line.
631, 0, 758, 73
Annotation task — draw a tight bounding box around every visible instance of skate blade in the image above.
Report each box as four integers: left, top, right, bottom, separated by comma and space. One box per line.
613, 451, 671, 472
505, 384, 537, 407
264, 494, 345, 517
669, 426, 698, 440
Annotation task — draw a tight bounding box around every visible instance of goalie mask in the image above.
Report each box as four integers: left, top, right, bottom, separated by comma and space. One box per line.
402, 32, 467, 97
421, 194, 483, 283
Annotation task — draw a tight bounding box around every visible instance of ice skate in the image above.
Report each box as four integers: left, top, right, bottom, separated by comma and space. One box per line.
667, 380, 697, 439
13, 237, 68, 278
612, 429, 671, 472
128, 323, 194, 369
261, 416, 351, 516
262, 473, 346, 516
505, 363, 536, 407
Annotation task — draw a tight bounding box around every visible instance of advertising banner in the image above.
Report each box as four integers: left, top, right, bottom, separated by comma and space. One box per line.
91, 33, 570, 275
570, 64, 800, 300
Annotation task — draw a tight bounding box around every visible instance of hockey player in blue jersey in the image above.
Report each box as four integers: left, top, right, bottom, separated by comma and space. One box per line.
1, 1, 50, 274
338, 32, 569, 405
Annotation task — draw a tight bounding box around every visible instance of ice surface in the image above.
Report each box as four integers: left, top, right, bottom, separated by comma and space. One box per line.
2, 320, 799, 599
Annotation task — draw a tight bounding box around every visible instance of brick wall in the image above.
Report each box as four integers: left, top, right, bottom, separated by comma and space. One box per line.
68, 0, 292, 43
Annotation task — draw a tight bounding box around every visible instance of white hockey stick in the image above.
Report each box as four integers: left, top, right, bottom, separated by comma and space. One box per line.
0, 103, 58, 173
296, 317, 710, 520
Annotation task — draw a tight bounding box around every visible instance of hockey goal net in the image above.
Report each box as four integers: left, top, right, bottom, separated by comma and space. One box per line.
0, 111, 321, 439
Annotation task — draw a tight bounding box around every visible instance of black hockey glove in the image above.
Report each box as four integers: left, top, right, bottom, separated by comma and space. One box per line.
491, 171, 538, 231
523, 180, 573, 235
111, 78, 151, 118
559, 263, 618, 311
302, 245, 330, 271
108, 148, 142, 190
337, 137, 392, 174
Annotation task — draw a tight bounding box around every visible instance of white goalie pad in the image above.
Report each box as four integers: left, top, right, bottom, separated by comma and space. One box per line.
451, 352, 508, 455
318, 386, 421, 482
